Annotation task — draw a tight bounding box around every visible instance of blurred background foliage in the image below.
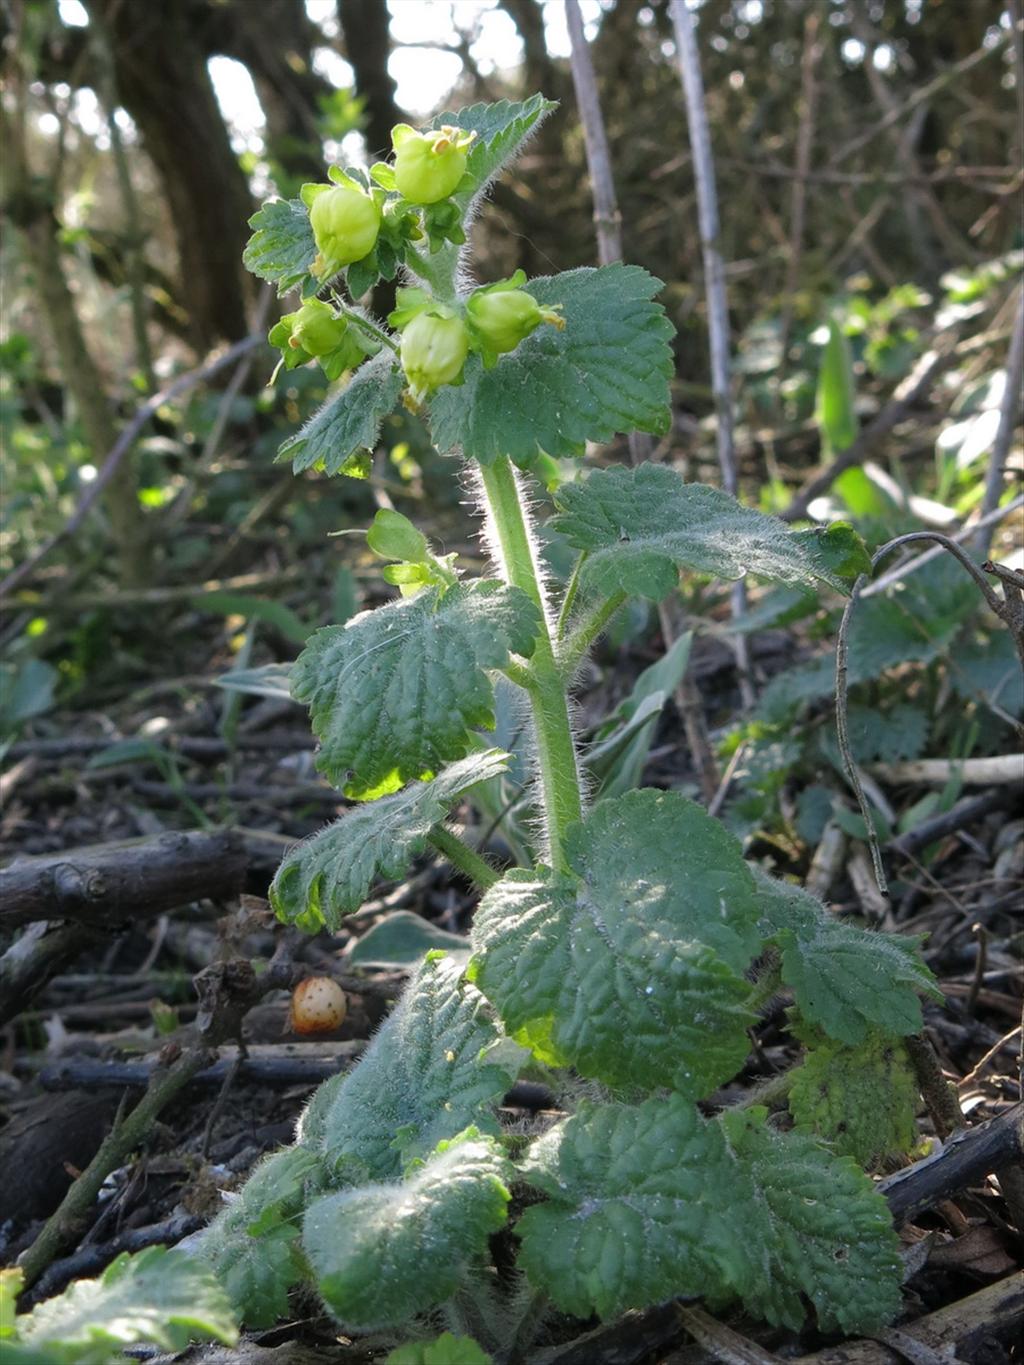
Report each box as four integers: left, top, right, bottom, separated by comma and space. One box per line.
0, 0, 1021, 856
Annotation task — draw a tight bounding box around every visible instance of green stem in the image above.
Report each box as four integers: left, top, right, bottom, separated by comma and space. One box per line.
555, 553, 586, 641
478, 457, 583, 872
559, 591, 627, 677
427, 824, 498, 891
330, 293, 399, 353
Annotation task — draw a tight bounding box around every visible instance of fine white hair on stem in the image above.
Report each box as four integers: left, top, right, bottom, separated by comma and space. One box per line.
463, 457, 592, 852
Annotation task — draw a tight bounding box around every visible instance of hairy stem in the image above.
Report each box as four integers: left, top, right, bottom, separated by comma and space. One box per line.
478, 457, 583, 871
559, 591, 626, 677
427, 824, 499, 891
555, 553, 586, 641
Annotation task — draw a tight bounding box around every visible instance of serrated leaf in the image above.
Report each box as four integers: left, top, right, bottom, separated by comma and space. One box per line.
551, 465, 869, 601
304, 1131, 511, 1329
470, 790, 759, 1094
716, 1107, 902, 1333
318, 955, 526, 1179
433, 95, 556, 207
429, 266, 673, 463
821, 703, 929, 767
194, 1147, 321, 1327
387, 1333, 492, 1365
753, 868, 941, 1044
293, 582, 540, 798
16, 1248, 238, 1359
271, 751, 508, 930
278, 350, 404, 476
243, 198, 316, 295
517, 1095, 902, 1334
789, 1031, 919, 1166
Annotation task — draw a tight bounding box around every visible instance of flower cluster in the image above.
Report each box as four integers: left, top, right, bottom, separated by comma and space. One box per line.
267, 122, 564, 402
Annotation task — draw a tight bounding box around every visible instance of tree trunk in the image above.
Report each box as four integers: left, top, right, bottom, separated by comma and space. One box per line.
2, 77, 149, 584
337, 0, 402, 162
211, 0, 333, 190
85, 0, 254, 351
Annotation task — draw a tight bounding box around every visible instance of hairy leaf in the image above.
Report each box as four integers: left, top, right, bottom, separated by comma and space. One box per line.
278, 350, 404, 476
293, 582, 539, 798
194, 1147, 321, 1327
429, 266, 674, 463
821, 703, 929, 767
387, 1333, 492, 1365
304, 1131, 511, 1329
15, 1248, 237, 1360
789, 1030, 919, 1166
434, 94, 556, 206
318, 954, 526, 1179
716, 1107, 903, 1332
243, 197, 316, 295
271, 751, 508, 930
551, 465, 870, 601
518, 1095, 901, 1333
470, 791, 759, 1094
753, 868, 941, 1044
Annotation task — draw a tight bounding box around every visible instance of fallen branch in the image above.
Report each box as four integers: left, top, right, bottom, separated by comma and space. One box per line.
38, 1044, 364, 1092
795, 1274, 1022, 1364
36, 1050, 555, 1115
24, 1212, 204, 1306
878, 1103, 1023, 1223
0, 922, 97, 1028
887, 788, 1013, 857
0, 828, 247, 928
868, 755, 1024, 787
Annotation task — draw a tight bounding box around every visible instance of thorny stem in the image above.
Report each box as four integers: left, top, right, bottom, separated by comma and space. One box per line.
478, 457, 583, 872
426, 824, 499, 891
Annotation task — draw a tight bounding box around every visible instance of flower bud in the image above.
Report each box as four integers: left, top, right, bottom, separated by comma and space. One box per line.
289, 300, 349, 357
392, 124, 475, 205
466, 285, 564, 357
400, 312, 469, 400
309, 182, 381, 268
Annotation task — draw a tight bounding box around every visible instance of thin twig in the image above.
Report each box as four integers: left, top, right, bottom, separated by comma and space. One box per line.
166, 287, 274, 527
977, 284, 1024, 555
862, 495, 1024, 598
826, 29, 1013, 169
959, 1025, 1022, 1092
669, 0, 753, 706
835, 573, 888, 893
16, 953, 295, 1289
564, 0, 720, 789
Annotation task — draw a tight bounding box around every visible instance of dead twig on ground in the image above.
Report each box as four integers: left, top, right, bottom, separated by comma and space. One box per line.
0, 828, 247, 929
